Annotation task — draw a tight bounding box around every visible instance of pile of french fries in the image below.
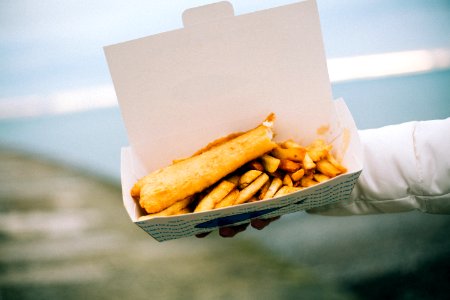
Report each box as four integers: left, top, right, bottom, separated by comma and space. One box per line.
138, 138, 346, 220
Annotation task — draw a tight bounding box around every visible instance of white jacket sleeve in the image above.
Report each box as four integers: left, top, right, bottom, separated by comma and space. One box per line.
308, 118, 450, 215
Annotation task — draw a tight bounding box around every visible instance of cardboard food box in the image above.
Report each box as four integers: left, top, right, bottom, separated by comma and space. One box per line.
104, 0, 363, 242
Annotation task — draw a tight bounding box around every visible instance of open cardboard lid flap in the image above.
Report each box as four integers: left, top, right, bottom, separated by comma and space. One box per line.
182, 1, 235, 26
104, 0, 339, 173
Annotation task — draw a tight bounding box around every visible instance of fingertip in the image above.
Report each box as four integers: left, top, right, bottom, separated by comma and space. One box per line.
251, 216, 280, 230
219, 227, 237, 237
219, 223, 249, 238
251, 218, 270, 230
195, 232, 211, 238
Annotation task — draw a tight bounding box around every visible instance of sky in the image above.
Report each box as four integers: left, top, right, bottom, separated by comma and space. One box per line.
1, 0, 449, 101
0, 0, 300, 98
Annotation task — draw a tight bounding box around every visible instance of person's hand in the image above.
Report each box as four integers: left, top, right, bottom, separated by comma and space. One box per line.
196, 216, 280, 238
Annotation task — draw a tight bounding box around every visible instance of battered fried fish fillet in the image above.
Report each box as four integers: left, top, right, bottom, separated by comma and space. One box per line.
132, 114, 277, 214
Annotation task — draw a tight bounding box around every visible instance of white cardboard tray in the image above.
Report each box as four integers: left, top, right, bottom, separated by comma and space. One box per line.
104, 0, 363, 242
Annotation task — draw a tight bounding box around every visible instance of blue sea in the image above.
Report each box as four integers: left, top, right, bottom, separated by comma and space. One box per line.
1, 70, 449, 181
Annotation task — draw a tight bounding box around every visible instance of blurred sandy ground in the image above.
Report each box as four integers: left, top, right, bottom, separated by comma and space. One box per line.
1, 148, 449, 300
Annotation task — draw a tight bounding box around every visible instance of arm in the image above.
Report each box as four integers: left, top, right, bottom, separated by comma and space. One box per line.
309, 118, 450, 215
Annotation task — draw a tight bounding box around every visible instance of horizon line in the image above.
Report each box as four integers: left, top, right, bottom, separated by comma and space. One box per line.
1, 48, 449, 120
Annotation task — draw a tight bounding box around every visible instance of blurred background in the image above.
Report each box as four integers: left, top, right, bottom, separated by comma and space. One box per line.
1, 0, 449, 299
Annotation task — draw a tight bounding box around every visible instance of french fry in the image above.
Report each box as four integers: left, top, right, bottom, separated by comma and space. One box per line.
302, 153, 316, 170
138, 196, 193, 220
279, 159, 301, 172
280, 139, 304, 149
239, 170, 263, 189
130, 184, 141, 200
290, 186, 304, 193
258, 180, 271, 200
313, 173, 331, 183
262, 177, 283, 200
215, 189, 240, 209
271, 146, 305, 162
307, 139, 332, 162
234, 173, 270, 205
194, 180, 236, 212
226, 175, 240, 186
247, 160, 265, 172
247, 197, 259, 203
283, 174, 293, 187
316, 159, 342, 178
178, 207, 192, 214
326, 153, 347, 173
301, 174, 318, 187
273, 186, 290, 198
273, 186, 304, 198
269, 170, 284, 179
290, 168, 305, 182
260, 154, 281, 173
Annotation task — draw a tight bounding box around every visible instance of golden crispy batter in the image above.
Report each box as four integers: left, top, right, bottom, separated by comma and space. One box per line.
136, 115, 276, 214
